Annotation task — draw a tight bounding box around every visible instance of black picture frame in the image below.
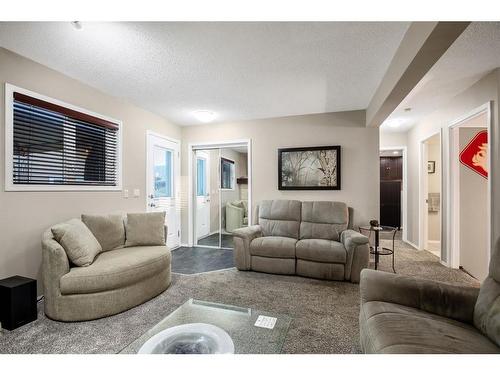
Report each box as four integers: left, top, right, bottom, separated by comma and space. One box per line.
278, 145, 341, 190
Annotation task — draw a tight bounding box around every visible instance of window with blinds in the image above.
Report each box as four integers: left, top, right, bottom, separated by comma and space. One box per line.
8, 88, 121, 189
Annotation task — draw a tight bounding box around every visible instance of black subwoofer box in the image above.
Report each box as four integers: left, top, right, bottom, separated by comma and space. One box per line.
0, 276, 37, 330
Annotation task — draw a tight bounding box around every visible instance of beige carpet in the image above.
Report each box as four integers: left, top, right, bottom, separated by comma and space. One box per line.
0, 240, 478, 354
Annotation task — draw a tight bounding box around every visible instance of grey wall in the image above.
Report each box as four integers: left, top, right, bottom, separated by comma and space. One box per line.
181, 110, 380, 244
0, 48, 181, 291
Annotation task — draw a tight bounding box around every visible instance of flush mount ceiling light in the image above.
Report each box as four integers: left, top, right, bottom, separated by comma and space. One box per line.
193, 110, 216, 123
71, 21, 83, 30
384, 119, 404, 128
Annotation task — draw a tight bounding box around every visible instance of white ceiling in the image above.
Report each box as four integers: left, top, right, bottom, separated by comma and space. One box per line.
0, 22, 409, 126
381, 22, 500, 133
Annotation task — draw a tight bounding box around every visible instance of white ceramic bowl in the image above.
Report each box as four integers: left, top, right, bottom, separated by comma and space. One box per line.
138, 323, 235, 354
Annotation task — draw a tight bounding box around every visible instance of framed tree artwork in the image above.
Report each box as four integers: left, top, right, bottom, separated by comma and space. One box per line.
278, 145, 341, 190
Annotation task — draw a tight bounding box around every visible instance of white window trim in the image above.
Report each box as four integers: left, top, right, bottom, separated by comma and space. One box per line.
220, 156, 236, 191
4, 83, 123, 191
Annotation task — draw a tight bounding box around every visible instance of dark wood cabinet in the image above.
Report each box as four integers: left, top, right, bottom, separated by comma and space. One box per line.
380, 156, 402, 228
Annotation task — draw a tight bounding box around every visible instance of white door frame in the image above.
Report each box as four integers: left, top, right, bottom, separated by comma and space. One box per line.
145, 130, 181, 249
188, 139, 252, 247
380, 146, 408, 243
418, 131, 443, 256
446, 102, 491, 269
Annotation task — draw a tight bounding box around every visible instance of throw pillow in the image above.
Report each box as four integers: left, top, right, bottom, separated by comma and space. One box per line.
125, 212, 166, 247
51, 219, 102, 266
81, 214, 125, 252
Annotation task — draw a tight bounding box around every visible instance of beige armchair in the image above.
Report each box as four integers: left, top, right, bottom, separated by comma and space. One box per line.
226, 200, 248, 233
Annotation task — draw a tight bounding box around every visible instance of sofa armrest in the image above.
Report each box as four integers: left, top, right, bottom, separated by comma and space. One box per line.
42, 229, 70, 315
340, 229, 369, 283
232, 225, 262, 270
360, 269, 480, 324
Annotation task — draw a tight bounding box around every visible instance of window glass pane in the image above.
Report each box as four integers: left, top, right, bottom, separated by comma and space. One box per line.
153, 146, 172, 198
221, 158, 234, 189
197, 158, 206, 196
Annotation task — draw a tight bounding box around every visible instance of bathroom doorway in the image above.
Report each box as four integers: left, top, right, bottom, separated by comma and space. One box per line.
420, 133, 442, 258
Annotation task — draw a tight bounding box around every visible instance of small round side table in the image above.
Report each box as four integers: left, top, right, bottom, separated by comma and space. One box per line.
359, 225, 398, 272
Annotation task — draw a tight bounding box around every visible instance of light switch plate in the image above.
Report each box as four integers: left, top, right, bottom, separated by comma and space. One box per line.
133, 188, 140, 197
123, 189, 129, 198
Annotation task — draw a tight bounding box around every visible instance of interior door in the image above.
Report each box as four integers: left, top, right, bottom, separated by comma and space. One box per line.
147, 133, 180, 249
380, 180, 401, 227
380, 156, 402, 227
195, 151, 211, 240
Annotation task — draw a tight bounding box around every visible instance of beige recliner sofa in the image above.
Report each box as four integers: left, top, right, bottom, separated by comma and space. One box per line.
42, 218, 171, 322
232, 200, 369, 283
358, 238, 500, 353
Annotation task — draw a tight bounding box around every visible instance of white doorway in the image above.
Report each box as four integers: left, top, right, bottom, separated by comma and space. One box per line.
195, 151, 211, 239
447, 104, 491, 281
146, 132, 181, 249
419, 132, 442, 259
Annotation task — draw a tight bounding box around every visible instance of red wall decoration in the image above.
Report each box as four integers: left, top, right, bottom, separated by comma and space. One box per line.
459, 130, 488, 179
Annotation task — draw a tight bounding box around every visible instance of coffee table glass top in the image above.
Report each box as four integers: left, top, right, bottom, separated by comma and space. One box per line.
119, 299, 292, 354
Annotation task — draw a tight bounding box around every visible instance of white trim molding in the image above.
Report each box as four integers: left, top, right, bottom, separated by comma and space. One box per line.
4, 83, 123, 191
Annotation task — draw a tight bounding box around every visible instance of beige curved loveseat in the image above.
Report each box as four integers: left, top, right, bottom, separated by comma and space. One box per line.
42, 216, 171, 322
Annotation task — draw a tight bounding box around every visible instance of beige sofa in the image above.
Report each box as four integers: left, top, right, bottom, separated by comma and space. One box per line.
232, 200, 369, 283
359, 238, 500, 353
42, 216, 171, 322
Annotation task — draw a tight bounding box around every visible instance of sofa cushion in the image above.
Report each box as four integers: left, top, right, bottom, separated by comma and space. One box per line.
473, 276, 500, 347
81, 214, 125, 251
51, 219, 102, 267
300, 201, 348, 241
250, 236, 297, 258
361, 301, 500, 354
296, 239, 347, 263
258, 200, 301, 239
60, 245, 170, 295
125, 212, 166, 247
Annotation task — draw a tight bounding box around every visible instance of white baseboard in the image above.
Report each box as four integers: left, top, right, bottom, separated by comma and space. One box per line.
403, 239, 420, 250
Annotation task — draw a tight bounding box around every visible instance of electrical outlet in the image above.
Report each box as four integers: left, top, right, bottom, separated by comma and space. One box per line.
123, 189, 129, 198
133, 189, 140, 198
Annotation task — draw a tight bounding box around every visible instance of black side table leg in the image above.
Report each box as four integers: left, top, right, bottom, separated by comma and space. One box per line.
374, 230, 379, 270
392, 236, 396, 273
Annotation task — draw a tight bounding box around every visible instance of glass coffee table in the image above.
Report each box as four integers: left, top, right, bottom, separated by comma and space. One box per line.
119, 299, 292, 354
